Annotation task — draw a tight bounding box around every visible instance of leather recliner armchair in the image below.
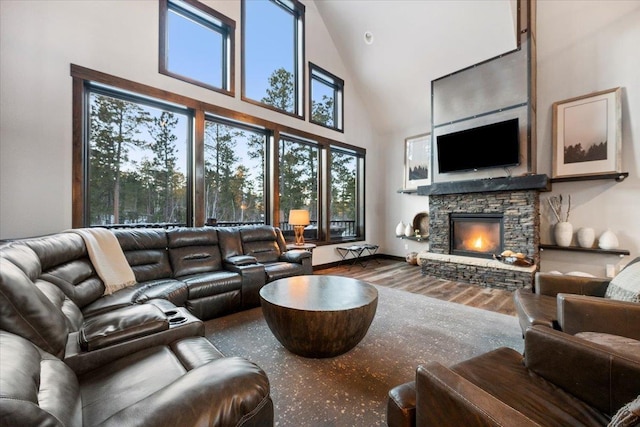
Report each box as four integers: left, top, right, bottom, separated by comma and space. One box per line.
387, 325, 640, 427
514, 257, 640, 338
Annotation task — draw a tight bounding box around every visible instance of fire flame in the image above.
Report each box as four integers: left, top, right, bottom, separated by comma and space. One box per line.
473, 237, 484, 249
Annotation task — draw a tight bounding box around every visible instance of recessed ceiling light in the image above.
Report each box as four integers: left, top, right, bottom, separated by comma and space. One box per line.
364, 31, 374, 45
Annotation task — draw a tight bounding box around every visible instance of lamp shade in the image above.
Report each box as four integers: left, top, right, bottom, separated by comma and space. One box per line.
288, 209, 310, 226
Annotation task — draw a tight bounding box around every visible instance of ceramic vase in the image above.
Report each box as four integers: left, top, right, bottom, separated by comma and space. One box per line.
404, 223, 414, 237
598, 230, 619, 250
554, 222, 573, 247
395, 221, 405, 236
576, 227, 595, 248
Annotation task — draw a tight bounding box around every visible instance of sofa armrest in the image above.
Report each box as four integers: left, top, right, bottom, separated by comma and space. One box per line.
223, 262, 266, 309
79, 304, 168, 351
535, 273, 610, 297
415, 362, 538, 427
98, 357, 273, 427
279, 249, 311, 263
66, 306, 204, 375
524, 325, 640, 416
224, 255, 258, 267
557, 293, 640, 339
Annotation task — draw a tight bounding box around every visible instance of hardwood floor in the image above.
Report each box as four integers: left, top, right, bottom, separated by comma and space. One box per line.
316, 258, 517, 316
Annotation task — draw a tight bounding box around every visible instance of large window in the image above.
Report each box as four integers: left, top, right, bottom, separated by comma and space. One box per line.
73, 66, 364, 243
310, 63, 344, 131
204, 117, 267, 225
160, 0, 235, 94
278, 136, 319, 240
242, 0, 305, 116
87, 87, 190, 226
330, 147, 360, 239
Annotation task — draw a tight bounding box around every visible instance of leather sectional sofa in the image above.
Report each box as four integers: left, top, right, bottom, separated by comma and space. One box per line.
0, 225, 311, 426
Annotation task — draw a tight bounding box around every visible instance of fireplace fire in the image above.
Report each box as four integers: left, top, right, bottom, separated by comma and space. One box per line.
450, 214, 503, 259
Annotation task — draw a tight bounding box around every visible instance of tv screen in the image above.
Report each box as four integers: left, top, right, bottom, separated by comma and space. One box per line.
436, 118, 520, 173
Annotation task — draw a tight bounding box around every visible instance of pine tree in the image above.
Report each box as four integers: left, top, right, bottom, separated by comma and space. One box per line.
89, 94, 149, 224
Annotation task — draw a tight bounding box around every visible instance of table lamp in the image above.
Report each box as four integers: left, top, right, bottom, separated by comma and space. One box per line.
288, 209, 310, 245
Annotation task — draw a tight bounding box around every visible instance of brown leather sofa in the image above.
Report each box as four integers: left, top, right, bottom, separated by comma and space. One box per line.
387, 325, 640, 427
514, 257, 640, 337
4, 225, 311, 322
0, 224, 310, 426
0, 246, 273, 426
0, 328, 272, 426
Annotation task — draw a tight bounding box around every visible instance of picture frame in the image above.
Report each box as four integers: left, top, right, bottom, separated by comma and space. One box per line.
404, 133, 432, 190
552, 87, 622, 179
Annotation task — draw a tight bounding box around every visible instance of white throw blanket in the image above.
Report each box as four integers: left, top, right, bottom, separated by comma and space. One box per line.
68, 228, 136, 295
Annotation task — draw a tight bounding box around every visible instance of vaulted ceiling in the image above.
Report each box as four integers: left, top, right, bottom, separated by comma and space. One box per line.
314, 1, 519, 135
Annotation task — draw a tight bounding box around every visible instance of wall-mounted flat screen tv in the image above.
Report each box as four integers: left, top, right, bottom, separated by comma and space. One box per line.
436, 118, 520, 173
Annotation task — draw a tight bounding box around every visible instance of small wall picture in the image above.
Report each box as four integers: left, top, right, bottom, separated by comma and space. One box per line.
404, 133, 431, 190
552, 87, 622, 179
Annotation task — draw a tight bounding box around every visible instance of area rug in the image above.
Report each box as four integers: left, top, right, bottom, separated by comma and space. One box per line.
204, 285, 524, 427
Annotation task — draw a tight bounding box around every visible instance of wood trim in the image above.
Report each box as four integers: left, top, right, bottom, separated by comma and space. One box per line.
158, 0, 236, 97
71, 77, 85, 228
69, 64, 364, 155
194, 109, 205, 226
70, 64, 365, 241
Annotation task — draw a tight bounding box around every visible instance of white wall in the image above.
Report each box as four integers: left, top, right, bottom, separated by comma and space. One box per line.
536, 0, 640, 276
381, 0, 640, 277
0, 0, 382, 264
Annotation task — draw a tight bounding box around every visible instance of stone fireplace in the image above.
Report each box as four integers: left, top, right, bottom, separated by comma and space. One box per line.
418, 181, 545, 291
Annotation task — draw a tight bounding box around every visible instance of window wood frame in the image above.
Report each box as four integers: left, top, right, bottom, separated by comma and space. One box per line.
71, 64, 363, 244
240, 0, 306, 119
309, 62, 344, 132
159, 0, 236, 96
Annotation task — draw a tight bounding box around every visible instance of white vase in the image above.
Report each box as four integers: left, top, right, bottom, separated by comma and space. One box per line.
404, 223, 414, 237
554, 222, 573, 247
576, 227, 595, 248
598, 230, 619, 250
395, 221, 405, 236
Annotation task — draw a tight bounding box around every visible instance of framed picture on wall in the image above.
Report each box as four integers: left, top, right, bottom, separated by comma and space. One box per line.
552, 87, 622, 179
404, 133, 431, 190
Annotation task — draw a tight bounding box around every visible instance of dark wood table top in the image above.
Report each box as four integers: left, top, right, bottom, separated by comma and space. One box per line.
260, 275, 378, 311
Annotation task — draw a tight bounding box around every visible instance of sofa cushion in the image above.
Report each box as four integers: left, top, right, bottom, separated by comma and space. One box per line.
167, 227, 223, 277
11, 234, 106, 309
180, 271, 242, 300
240, 226, 284, 264
113, 229, 173, 282
81, 279, 188, 318
0, 331, 82, 427
264, 262, 307, 282
0, 257, 69, 358
605, 259, 640, 302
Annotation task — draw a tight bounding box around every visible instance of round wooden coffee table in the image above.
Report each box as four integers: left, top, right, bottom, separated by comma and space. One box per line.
259, 275, 378, 358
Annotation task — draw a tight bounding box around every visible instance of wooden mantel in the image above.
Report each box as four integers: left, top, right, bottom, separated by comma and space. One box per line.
417, 174, 550, 196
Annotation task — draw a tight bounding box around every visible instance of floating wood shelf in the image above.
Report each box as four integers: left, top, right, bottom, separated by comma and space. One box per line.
396, 235, 427, 242
550, 172, 629, 183
396, 189, 418, 194
539, 244, 630, 257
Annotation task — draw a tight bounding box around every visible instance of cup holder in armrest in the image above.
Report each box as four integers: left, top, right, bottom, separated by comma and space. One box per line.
169, 316, 187, 325
164, 310, 178, 317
